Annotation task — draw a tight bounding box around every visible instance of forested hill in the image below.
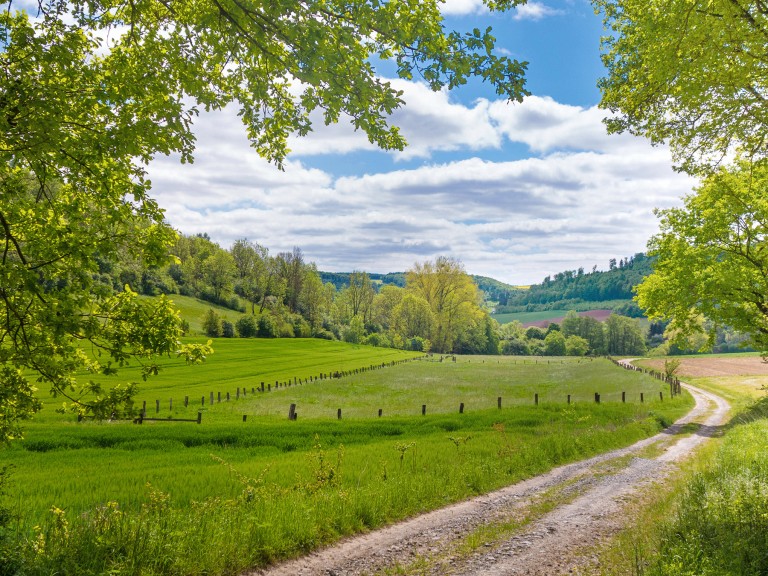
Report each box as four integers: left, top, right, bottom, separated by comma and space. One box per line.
496, 253, 654, 315
319, 272, 518, 303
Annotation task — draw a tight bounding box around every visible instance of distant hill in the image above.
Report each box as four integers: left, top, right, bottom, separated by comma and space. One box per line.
494, 253, 654, 318
318, 271, 520, 304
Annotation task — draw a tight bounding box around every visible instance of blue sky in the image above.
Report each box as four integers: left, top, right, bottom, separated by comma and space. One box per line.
147, 0, 696, 285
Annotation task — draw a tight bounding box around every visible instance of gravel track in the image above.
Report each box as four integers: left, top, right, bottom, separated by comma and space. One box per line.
249, 381, 729, 576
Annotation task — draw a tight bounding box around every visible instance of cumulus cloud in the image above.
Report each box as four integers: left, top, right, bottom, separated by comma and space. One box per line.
145, 76, 697, 285
287, 80, 501, 159
512, 2, 564, 20
439, 0, 562, 19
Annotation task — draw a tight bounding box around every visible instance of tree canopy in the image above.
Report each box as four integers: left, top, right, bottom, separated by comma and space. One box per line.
635, 160, 768, 354
595, 0, 768, 173
0, 0, 529, 441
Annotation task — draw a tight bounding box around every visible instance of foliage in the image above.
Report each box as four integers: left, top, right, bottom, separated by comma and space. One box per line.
497, 253, 653, 313
236, 315, 257, 338
221, 320, 235, 339
636, 161, 768, 355
406, 257, 488, 353
596, 0, 768, 173
565, 335, 589, 357
202, 309, 222, 338
1, 0, 530, 440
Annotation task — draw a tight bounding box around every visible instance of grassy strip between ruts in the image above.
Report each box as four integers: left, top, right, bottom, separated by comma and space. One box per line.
590, 368, 768, 576
0, 356, 691, 576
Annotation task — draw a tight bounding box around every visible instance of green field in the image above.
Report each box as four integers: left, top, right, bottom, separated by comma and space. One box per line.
491, 309, 572, 325
0, 341, 693, 576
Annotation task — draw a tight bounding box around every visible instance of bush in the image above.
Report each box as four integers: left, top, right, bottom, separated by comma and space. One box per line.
257, 315, 277, 338
313, 329, 335, 340
363, 332, 391, 348
236, 316, 257, 338
221, 320, 235, 338
202, 309, 221, 337
502, 337, 529, 355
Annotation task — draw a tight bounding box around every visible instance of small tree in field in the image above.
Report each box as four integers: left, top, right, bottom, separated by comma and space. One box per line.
202, 309, 222, 338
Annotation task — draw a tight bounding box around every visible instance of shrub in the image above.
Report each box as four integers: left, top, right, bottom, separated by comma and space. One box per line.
257, 315, 277, 338
236, 316, 257, 338
202, 309, 221, 337
221, 320, 235, 338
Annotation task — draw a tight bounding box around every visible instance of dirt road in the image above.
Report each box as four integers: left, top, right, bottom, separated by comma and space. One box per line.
250, 382, 729, 576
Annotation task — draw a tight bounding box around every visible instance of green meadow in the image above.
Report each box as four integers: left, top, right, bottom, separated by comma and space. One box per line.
0, 341, 693, 575
490, 309, 571, 325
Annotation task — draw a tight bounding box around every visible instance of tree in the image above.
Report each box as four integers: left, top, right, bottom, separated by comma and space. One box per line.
231, 239, 268, 314
204, 250, 237, 303
543, 330, 566, 356
202, 309, 222, 338
406, 257, 483, 353
565, 335, 589, 356
1, 0, 527, 440
636, 160, 768, 354
391, 294, 435, 341
596, 0, 768, 173
342, 271, 376, 323
604, 314, 646, 356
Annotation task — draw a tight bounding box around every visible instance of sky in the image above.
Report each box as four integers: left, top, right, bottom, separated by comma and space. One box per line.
145, 0, 697, 286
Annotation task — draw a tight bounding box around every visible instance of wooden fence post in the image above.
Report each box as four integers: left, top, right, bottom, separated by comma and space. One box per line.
210, 392, 214, 405
242, 415, 247, 422
567, 394, 571, 405
169, 398, 172, 411
156, 399, 160, 413
201, 396, 205, 406
184, 396, 189, 407
197, 412, 202, 424
659, 391, 663, 401
288, 404, 296, 420
622, 391, 625, 403
594, 392, 600, 404
226, 392, 230, 401
422, 404, 426, 416
534, 393, 538, 406
497, 396, 502, 409
459, 402, 464, 414
378, 408, 382, 417
337, 408, 342, 420
640, 392, 644, 403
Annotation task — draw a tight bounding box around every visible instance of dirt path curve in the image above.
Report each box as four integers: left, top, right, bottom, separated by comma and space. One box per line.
250, 379, 729, 576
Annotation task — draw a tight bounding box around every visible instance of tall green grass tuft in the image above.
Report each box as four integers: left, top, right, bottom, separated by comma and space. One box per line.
649, 397, 768, 576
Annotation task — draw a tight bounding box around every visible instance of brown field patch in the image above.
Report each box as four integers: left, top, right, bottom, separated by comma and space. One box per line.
640, 356, 768, 378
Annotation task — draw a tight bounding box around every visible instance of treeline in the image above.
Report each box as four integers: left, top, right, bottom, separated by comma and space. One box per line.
497, 253, 654, 315
499, 311, 646, 357
95, 232, 655, 356
98, 234, 499, 355
318, 272, 516, 306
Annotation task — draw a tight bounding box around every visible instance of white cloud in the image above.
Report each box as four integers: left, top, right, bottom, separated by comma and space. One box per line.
512, 2, 564, 20
439, 0, 562, 19
439, 0, 489, 16
287, 80, 501, 159
148, 98, 696, 284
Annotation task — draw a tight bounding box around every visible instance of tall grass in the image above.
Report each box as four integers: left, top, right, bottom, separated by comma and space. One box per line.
595, 370, 768, 576
645, 397, 768, 576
